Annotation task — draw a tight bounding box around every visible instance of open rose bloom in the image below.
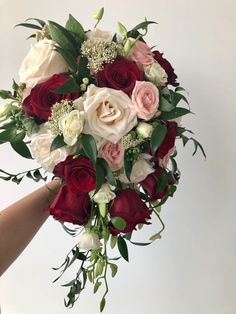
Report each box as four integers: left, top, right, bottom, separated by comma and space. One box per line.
0, 10, 204, 312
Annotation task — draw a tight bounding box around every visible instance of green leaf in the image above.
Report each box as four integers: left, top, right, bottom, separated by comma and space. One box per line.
159, 96, 175, 112
111, 217, 127, 231
117, 236, 129, 262
156, 174, 168, 193
158, 107, 191, 120
150, 124, 167, 154
95, 163, 105, 192
124, 151, 133, 181
65, 14, 85, 39
13, 131, 26, 143
87, 270, 93, 283
0, 128, 17, 143
50, 134, 66, 152
149, 232, 162, 241
25, 18, 46, 27
0, 90, 15, 100
54, 46, 78, 72
129, 240, 152, 246
130, 21, 157, 33
53, 77, 80, 94
100, 297, 106, 312
96, 157, 116, 186
110, 235, 117, 249
95, 259, 104, 277
191, 138, 206, 158
76, 57, 91, 83
0, 121, 16, 130
11, 141, 32, 159
109, 263, 118, 278
48, 20, 78, 56
93, 281, 102, 294
172, 91, 189, 107
15, 22, 42, 30
81, 134, 97, 164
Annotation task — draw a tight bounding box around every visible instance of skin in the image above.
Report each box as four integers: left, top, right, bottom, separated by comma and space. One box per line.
0, 179, 61, 276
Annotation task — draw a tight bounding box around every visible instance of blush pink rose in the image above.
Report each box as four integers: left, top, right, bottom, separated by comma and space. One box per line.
131, 81, 160, 120
128, 40, 154, 68
98, 141, 124, 171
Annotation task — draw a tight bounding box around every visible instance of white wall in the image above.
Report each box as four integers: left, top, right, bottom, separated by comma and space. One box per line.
0, 0, 235, 313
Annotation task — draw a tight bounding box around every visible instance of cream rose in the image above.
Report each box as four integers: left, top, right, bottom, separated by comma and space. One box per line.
89, 183, 116, 204
58, 110, 84, 146
19, 39, 69, 86
76, 85, 138, 143
78, 232, 102, 251
86, 28, 114, 42
131, 81, 160, 120
144, 61, 168, 87
30, 123, 69, 172
98, 140, 124, 171
119, 155, 155, 183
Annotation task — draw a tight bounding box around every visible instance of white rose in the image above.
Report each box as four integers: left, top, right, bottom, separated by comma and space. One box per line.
119, 155, 155, 183
89, 183, 116, 204
76, 85, 138, 143
78, 232, 102, 251
136, 122, 153, 138
58, 110, 84, 146
30, 123, 69, 172
19, 39, 69, 86
144, 61, 168, 87
86, 28, 114, 42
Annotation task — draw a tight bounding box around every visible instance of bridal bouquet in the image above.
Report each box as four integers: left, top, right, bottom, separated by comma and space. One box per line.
0, 8, 205, 312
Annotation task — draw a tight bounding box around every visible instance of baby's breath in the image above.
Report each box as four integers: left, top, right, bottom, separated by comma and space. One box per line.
48, 100, 74, 135
81, 39, 124, 73
121, 133, 143, 150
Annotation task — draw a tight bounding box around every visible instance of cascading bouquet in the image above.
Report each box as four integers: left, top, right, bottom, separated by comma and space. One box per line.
0, 8, 205, 312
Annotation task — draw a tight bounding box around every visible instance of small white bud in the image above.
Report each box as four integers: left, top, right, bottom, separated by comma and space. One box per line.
136, 122, 153, 138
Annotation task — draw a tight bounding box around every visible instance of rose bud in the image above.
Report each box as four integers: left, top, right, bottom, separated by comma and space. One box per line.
136, 122, 153, 138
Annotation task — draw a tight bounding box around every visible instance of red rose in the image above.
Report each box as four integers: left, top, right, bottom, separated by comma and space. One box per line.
54, 155, 96, 193
157, 121, 177, 159
47, 185, 91, 225
153, 51, 179, 87
96, 56, 143, 95
140, 166, 168, 201
109, 189, 152, 235
23, 74, 79, 120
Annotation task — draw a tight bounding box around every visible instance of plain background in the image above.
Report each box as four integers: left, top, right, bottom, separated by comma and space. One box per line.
0, 0, 235, 313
